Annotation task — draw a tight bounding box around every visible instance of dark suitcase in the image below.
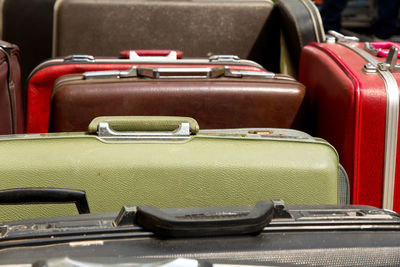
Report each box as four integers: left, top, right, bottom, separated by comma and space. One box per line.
26, 51, 273, 133
49, 65, 305, 132
53, 0, 281, 73
276, 0, 325, 77
2, 0, 57, 93
1, 199, 399, 266
0, 40, 23, 134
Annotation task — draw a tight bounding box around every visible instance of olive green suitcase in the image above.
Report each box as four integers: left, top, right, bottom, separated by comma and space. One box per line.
0, 117, 348, 222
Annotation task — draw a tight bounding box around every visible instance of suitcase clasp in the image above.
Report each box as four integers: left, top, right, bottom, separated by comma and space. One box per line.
363, 46, 400, 73
209, 55, 240, 63
326, 30, 359, 43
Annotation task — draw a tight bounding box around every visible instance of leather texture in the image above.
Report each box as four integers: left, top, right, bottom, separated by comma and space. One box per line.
0, 128, 340, 222
53, 0, 281, 73
88, 116, 200, 134
0, 40, 23, 134
26, 61, 263, 133
276, 0, 324, 77
299, 42, 390, 209
49, 75, 305, 132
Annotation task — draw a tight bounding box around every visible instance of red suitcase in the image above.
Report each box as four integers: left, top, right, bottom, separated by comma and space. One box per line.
298, 31, 400, 211
26, 50, 267, 133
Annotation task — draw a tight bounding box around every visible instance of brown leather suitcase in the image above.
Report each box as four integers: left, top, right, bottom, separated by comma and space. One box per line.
0, 40, 23, 134
50, 66, 305, 132
52, 0, 281, 73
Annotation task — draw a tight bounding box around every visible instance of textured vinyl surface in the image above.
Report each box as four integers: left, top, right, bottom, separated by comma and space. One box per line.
53, 0, 281, 72
0, 135, 339, 222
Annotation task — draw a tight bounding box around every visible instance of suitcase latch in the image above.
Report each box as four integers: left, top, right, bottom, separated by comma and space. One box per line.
97, 122, 191, 141
363, 46, 400, 73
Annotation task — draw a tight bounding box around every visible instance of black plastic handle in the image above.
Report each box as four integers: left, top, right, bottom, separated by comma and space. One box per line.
0, 188, 90, 214
134, 201, 274, 238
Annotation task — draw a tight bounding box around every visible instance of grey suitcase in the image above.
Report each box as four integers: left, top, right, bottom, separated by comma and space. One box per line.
53, 0, 281, 73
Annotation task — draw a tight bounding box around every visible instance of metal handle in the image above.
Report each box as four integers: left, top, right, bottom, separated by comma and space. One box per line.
83, 66, 274, 80
0, 188, 90, 214
119, 50, 183, 61
132, 201, 274, 237
138, 66, 226, 78
97, 122, 191, 141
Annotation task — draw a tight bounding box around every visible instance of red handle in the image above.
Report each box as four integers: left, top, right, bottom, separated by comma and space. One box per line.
120, 50, 183, 59
369, 41, 400, 57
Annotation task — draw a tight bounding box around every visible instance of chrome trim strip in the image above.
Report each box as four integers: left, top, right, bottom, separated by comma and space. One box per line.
341, 42, 399, 210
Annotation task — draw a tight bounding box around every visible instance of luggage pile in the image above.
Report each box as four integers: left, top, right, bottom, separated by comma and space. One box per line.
0, 0, 397, 223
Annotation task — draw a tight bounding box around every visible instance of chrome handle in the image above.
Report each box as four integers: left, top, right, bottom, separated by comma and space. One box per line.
97, 122, 191, 141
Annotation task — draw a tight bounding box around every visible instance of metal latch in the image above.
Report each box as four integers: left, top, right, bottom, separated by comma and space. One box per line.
209, 55, 240, 63
224, 68, 275, 79
363, 46, 400, 73
84, 67, 138, 79
326, 30, 360, 43
97, 122, 191, 141
63, 55, 95, 62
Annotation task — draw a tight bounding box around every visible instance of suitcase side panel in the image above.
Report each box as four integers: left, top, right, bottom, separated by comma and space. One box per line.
299, 43, 387, 207
0, 135, 340, 222
53, 0, 280, 72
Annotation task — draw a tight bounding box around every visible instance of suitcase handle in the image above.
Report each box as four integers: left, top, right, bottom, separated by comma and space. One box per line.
83, 66, 274, 79
88, 116, 199, 136
127, 201, 274, 237
365, 41, 400, 57
119, 50, 183, 61
0, 188, 90, 214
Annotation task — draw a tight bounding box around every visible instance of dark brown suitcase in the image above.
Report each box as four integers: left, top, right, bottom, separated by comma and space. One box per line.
0, 40, 23, 134
53, 0, 281, 73
50, 66, 305, 132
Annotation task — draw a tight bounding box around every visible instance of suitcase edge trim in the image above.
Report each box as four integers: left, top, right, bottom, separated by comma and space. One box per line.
341, 42, 399, 210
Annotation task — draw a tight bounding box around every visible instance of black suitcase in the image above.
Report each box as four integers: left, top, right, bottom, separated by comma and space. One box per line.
1, 196, 400, 266
276, 0, 325, 77
2, 0, 57, 94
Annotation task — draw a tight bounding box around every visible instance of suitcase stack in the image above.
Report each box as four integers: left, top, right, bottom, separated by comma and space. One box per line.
0, 0, 355, 224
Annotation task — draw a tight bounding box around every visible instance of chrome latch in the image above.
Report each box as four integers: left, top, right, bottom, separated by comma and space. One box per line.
84, 66, 138, 79
326, 30, 360, 43
224, 67, 275, 79
363, 46, 400, 73
209, 55, 240, 63
63, 55, 95, 62
97, 122, 191, 141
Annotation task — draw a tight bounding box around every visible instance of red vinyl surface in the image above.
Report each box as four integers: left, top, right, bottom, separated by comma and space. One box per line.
299, 42, 388, 208
26, 62, 264, 133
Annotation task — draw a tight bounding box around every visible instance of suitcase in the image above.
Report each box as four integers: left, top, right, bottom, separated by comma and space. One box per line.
0, 40, 23, 134
27, 51, 270, 133
298, 31, 400, 211
1, 200, 399, 266
2, 0, 57, 94
52, 0, 281, 73
0, 116, 348, 221
275, 0, 325, 77
49, 65, 305, 132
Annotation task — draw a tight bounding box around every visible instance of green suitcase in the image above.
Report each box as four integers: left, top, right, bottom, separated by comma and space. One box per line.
0, 117, 348, 222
